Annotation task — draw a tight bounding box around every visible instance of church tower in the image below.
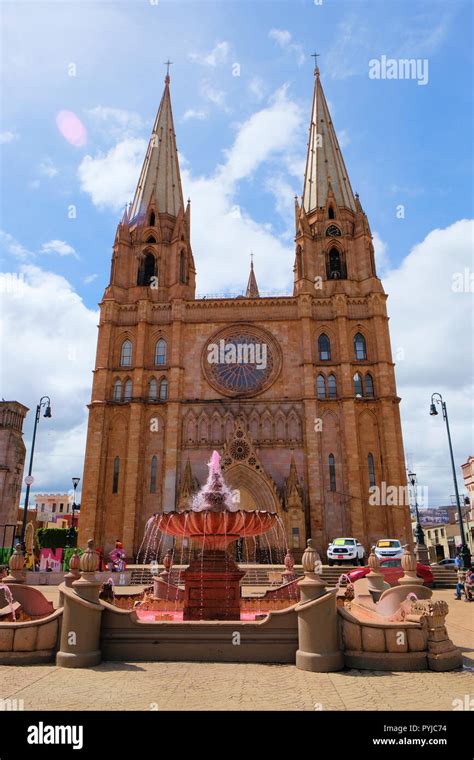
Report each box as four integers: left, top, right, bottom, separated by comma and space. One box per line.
79, 65, 411, 560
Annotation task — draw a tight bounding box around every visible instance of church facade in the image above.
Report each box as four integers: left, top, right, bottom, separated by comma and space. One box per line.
79, 67, 411, 560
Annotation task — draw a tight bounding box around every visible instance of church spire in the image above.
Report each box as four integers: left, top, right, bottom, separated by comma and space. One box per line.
129, 70, 184, 222
302, 66, 356, 214
245, 255, 260, 298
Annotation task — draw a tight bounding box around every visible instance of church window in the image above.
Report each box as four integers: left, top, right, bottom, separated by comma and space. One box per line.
146, 236, 156, 244
354, 332, 367, 360
296, 245, 303, 278
149, 210, 155, 226
328, 454, 337, 492
328, 374, 337, 398
159, 378, 168, 401
137, 252, 156, 286
120, 339, 132, 366
123, 379, 132, 401
292, 527, 300, 549
150, 456, 158, 493
353, 372, 363, 397
317, 374, 326, 399
155, 338, 167, 365
365, 373, 374, 397
368, 453, 376, 488
328, 206, 335, 220
327, 246, 345, 278
112, 457, 120, 493
149, 378, 158, 400
318, 333, 331, 361
113, 379, 122, 401
179, 250, 187, 284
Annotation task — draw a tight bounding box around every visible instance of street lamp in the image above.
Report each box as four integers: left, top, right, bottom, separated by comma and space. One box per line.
66, 477, 80, 547
20, 396, 52, 543
408, 470, 425, 546
430, 392, 471, 569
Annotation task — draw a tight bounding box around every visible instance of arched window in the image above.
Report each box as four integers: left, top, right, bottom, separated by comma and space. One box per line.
316, 374, 326, 399
354, 332, 367, 360
180, 250, 187, 284
149, 378, 158, 401
368, 453, 376, 488
120, 339, 132, 366
146, 236, 156, 244
159, 378, 168, 401
123, 379, 132, 401
318, 333, 331, 361
149, 210, 155, 226
365, 373, 374, 398
353, 372, 363, 397
113, 379, 122, 401
112, 457, 120, 494
137, 252, 156, 286
150, 456, 158, 493
155, 338, 167, 366
328, 374, 337, 399
327, 247, 346, 279
328, 454, 337, 492
328, 206, 335, 220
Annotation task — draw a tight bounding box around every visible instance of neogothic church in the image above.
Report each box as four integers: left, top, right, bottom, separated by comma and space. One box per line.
79, 65, 411, 560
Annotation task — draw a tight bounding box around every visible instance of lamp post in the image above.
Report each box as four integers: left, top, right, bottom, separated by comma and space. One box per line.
66, 477, 80, 548
407, 470, 429, 563
20, 396, 52, 543
430, 392, 471, 569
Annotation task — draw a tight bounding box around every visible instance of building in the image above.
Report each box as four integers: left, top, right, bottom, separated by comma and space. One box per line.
412, 504, 474, 561
34, 493, 73, 521
0, 401, 29, 544
79, 66, 412, 560
461, 455, 474, 519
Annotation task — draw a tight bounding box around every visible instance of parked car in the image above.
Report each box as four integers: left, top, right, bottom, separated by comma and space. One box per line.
347, 558, 434, 587
374, 538, 404, 560
436, 558, 457, 568
327, 537, 365, 566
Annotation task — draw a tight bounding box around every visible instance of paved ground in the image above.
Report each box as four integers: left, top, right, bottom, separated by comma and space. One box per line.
1, 590, 472, 711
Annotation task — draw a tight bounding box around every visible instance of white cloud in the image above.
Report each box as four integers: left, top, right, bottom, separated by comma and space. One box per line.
83, 273, 99, 284
383, 219, 474, 503
269, 29, 305, 66
200, 80, 228, 111
181, 109, 207, 122
0, 229, 32, 260
39, 157, 58, 178
0, 130, 18, 144
189, 41, 230, 67
248, 77, 266, 101
373, 231, 389, 274
40, 240, 78, 259
337, 128, 350, 149
0, 265, 98, 492
86, 106, 144, 141
78, 137, 146, 211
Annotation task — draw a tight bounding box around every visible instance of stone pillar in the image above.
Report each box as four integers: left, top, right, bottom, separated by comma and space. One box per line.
414, 541, 430, 565
3, 545, 26, 584
366, 547, 386, 602
295, 539, 344, 672
56, 540, 103, 668
407, 599, 462, 671
64, 549, 81, 588
398, 543, 424, 586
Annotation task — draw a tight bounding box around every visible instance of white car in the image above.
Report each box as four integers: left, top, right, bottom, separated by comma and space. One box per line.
327, 537, 365, 566
374, 539, 404, 561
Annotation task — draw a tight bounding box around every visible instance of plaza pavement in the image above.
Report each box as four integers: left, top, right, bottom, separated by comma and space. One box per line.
0, 590, 472, 711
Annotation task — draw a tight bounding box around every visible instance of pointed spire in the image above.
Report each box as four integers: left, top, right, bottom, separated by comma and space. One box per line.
245, 254, 260, 298
129, 72, 184, 222
302, 67, 356, 214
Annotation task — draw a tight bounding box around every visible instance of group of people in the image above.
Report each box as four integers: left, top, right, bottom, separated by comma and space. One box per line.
454, 554, 474, 601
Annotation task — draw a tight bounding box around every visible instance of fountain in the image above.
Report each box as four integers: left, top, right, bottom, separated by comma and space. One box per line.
151, 450, 277, 619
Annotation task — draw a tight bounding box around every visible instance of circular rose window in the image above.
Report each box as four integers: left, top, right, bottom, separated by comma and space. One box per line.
202, 325, 281, 398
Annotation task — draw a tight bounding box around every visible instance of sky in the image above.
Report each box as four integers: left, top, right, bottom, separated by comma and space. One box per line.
0, 0, 473, 510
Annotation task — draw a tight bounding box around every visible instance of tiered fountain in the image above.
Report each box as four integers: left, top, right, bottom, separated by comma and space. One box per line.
152, 451, 277, 620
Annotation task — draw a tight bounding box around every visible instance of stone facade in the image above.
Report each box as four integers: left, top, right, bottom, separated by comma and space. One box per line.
79, 68, 411, 559
0, 401, 28, 533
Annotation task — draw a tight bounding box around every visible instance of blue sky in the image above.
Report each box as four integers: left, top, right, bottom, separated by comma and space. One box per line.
0, 0, 473, 508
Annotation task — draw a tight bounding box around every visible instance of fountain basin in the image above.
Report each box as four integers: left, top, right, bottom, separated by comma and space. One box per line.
157, 509, 277, 551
